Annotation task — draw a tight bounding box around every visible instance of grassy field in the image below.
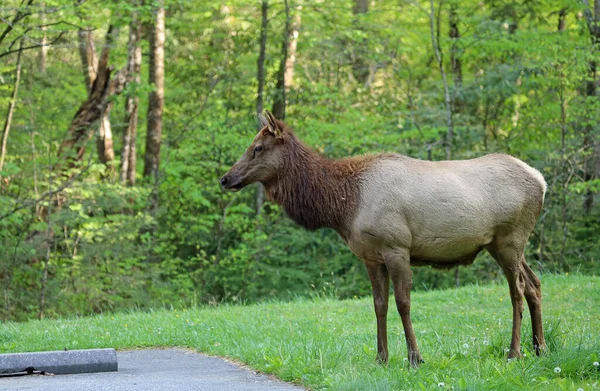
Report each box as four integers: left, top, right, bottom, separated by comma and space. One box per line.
1, 274, 599, 390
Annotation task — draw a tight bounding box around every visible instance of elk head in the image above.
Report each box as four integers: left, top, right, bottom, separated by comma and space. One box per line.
220, 111, 287, 192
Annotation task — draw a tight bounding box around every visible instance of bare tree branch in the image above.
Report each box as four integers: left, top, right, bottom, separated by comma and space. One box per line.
0, 31, 65, 59
0, 0, 34, 46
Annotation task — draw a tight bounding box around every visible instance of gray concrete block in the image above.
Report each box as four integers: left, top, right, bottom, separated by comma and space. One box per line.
0, 348, 118, 375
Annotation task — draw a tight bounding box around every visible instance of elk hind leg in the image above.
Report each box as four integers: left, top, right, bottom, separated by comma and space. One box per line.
490, 240, 526, 359
521, 259, 547, 355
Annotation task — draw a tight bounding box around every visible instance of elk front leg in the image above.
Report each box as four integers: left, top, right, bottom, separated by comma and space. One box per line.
384, 248, 423, 367
365, 262, 390, 364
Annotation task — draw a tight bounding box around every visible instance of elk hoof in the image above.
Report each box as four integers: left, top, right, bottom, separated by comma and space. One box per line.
376, 353, 389, 365
409, 353, 424, 368
507, 350, 522, 360
534, 343, 548, 356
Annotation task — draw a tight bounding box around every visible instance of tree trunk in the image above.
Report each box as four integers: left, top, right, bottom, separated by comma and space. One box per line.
559, 64, 569, 269
38, 190, 51, 320
78, 27, 115, 168
121, 12, 143, 186
39, 28, 48, 73
353, 0, 368, 14
39, 2, 48, 73
449, 4, 462, 111
0, 39, 23, 173
255, 0, 268, 214
77, 28, 97, 93
429, 0, 454, 160
284, 6, 301, 89
57, 26, 117, 172
558, 8, 567, 31
582, 0, 599, 214
143, 0, 166, 180
39, 147, 53, 320
272, 0, 290, 120
351, 0, 370, 84
538, 7, 570, 265
256, 0, 268, 118
97, 111, 115, 165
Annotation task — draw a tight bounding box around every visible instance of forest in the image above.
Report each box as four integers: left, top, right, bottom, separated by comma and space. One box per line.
0, 0, 598, 322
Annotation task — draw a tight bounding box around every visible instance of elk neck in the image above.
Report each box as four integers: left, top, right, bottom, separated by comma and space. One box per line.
264, 134, 379, 239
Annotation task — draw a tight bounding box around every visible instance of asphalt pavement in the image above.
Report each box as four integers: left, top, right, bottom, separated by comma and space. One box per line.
0, 348, 306, 391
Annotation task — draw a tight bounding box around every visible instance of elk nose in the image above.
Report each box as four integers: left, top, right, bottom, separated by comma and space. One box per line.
220, 176, 228, 188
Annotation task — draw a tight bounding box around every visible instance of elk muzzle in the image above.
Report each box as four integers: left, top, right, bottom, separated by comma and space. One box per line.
220, 173, 245, 191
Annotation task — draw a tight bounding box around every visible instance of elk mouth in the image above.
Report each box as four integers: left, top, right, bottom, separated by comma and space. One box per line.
230, 182, 245, 191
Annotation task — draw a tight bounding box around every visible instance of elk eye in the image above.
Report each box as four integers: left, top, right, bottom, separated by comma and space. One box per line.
254, 146, 263, 153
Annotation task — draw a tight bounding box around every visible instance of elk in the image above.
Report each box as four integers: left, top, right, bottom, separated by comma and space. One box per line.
220, 111, 547, 366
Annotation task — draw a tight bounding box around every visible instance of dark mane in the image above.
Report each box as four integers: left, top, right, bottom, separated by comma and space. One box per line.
264, 125, 380, 238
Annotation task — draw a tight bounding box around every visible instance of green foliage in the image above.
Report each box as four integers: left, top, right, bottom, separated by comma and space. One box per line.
0, 0, 598, 321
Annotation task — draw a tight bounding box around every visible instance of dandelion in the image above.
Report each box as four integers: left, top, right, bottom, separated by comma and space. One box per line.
438, 382, 445, 388
462, 343, 469, 349
483, 338, 490, 346
554, 367, 561, 374
593, 361, 599, 367
577, 388, 584, 391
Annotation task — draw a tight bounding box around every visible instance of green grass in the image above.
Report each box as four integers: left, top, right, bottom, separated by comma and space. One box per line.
1, 274, 599, 390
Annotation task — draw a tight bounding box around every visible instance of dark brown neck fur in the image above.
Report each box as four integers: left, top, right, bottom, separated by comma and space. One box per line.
264, 132, 379, 238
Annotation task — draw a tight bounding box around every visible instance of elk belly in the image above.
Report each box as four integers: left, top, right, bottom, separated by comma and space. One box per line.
408, 232, 492, 268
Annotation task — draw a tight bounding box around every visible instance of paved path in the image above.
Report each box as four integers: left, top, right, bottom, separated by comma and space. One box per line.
0, 348, 306, 391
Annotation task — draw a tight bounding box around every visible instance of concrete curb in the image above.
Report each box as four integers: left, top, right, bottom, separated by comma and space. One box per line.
0, 348, 118, 375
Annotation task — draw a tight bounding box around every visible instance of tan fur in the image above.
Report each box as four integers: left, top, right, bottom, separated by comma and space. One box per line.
221, 113, 548, 366
349, 153, 545, 265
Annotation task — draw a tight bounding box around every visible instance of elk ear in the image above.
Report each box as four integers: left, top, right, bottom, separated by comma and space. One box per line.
261, 110, 283, 139
258, 112, 270, 130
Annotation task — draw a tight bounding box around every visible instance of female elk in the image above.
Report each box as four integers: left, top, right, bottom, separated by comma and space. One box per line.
220, 112, 547, 366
